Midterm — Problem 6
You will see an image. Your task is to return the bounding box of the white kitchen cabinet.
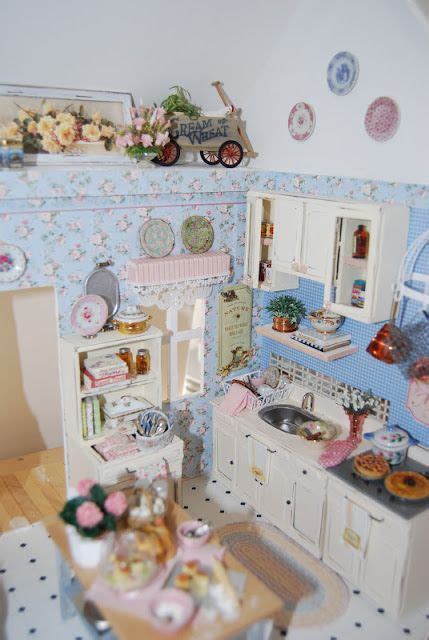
[245,191,409,323]
[236,429,259,506]
[323,477,429,617]
[290,481,325,553]
[60,328,183,499]
[243,193,298,292]
[213,418,236,484]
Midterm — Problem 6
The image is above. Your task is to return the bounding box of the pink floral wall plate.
[288,103,316,141]
[364,97,400,142]
[407,379,429,426]
[70,294,108,337]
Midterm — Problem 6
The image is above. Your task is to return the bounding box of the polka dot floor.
[1,476,428,640]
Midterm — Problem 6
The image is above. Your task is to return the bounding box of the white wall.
[0,287,63,458]
[1,0,428,183]
[243,0,429,184]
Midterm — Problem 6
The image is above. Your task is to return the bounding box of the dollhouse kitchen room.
[1,1,429,639]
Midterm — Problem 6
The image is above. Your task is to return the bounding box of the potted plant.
[60,478,128,568]
[266,295,306,332]
[338,387,379,444]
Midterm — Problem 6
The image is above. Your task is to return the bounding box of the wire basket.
[221,369,291,411]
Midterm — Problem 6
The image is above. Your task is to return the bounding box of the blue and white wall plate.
[327,51,359,96]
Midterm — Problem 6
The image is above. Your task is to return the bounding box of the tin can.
[351,279,366,308]
[265,222,274,238]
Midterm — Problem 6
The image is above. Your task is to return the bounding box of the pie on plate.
[354,453,390,480]
[384,471,429,501]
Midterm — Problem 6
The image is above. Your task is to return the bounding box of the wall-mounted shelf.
[256,324,358,362]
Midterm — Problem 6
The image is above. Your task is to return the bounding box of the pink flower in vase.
[76,478,96,497]
[76,501,103,528]
[133,117,145,131]
[104,491,128,517]
[140,134,153,148]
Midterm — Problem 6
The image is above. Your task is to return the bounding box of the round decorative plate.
[364,97,400,142]
[70,294,108,337]
[140,219,175,258]
[181,216,214,254]
[327,51,359,95]
[288,103,315,141]
[263,366,280,389]
[0,243,27,282]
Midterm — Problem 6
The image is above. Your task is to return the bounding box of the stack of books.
[81,396,102,439]
[291,328,352,353]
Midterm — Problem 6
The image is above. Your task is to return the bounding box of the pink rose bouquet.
[115,104,170,162]
[60,479,128,538]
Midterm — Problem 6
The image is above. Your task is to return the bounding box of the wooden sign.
[218,284,253,376]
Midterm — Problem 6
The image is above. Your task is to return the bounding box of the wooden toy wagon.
[153,81,257,168]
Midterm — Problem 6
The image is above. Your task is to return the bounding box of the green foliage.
[266,295,307,323]
[59,483,124,539]
[161,86,202,118]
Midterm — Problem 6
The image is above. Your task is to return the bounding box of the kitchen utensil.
[184,522,211,538]
[364,425,418,465]
[139,219,175,258]
[114,305,151,335]
[366,298,410,364]
[70,294,108,338]
[83,260,120,328]
[181,216,214,254]
[176,520,211,548]
[309,309,344,334]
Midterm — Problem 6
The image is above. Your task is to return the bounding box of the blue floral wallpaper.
[1,166,428,473]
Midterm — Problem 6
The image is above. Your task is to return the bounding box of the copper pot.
[366,322,410,364]
[272,317,297,333]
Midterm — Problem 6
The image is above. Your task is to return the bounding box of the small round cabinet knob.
[286,500,291,505]
[229,460,234,465]
[302,469,307,475]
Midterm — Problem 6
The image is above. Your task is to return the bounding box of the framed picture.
[218,284,253,376]
[0,84,134,165]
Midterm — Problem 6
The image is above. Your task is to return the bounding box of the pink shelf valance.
[127,250,230,286]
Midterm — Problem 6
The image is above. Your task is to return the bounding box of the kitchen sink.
[258,404,318,435]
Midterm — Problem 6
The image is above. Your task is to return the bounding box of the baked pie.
[385,471,429,501]
[354,452,390,479]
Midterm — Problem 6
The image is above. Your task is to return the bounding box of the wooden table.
[45,501,283,640]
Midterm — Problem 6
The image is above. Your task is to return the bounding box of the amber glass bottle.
[353,224,369,259]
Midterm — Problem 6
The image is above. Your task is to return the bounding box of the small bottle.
[117,347,133,372]
[353,224,369,259]
[136,348,151,375]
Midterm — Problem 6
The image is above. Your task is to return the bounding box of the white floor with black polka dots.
[0,475,428,640]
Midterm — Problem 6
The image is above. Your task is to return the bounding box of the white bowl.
[309,309,344,333]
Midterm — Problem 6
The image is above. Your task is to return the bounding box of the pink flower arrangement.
[104,491,128,517]
[115,104,170,162]
[60,479,128,539]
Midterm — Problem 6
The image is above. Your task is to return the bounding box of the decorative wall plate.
[181,216,214,254]
[327,51,359,95]
[288,103,315,141]
[365,97,400,142]
[0,242,27,282]
[70,294,108,337]
[140,219,175,258]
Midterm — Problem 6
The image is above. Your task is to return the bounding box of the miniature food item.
[385,471,429,501]
[183,560,199,576]
[354,453,390,479]
[174,572,192,590]
[191,570,209,598]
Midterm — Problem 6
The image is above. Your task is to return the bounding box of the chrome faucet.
[301,392,315,413]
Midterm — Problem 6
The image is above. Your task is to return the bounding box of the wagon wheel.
[218,140,243,168]
[152,140,181,166]
[200,150,220,165]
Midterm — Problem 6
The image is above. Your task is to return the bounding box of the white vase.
[66,525,112,568]
[132,152,157,168]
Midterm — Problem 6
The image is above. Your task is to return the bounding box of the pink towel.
[220,384,253,416]
[318,439,357,468]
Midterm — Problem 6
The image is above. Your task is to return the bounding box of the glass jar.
[353,224,369,259]
[136,348,151,375]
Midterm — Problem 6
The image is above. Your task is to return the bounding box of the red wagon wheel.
[200,150,220,165]
[218,140,243,168]
[152,140,181,166]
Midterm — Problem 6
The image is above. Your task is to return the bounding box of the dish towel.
[341,497,371,557]
[219,384,253,416]
[318,439,357,468]
[248,437,270,485]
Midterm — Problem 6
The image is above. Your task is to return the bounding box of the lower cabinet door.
[260,450,293,528]
[236,432,259,507]
[214,425,236,483]
[290,481,325,556]
[323,502,359,581]
[359,519,403,612]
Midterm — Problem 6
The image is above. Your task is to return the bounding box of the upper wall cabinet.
[245,191,409,324]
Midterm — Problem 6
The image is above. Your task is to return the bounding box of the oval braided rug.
[217,521,349,629]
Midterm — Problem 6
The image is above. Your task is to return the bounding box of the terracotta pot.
[272,317,297,333]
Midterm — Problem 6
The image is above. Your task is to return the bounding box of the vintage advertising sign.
[171,116,229,146]
[218,284,253,376]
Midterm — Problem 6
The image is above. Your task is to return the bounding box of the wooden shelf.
[256,324,358,362]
